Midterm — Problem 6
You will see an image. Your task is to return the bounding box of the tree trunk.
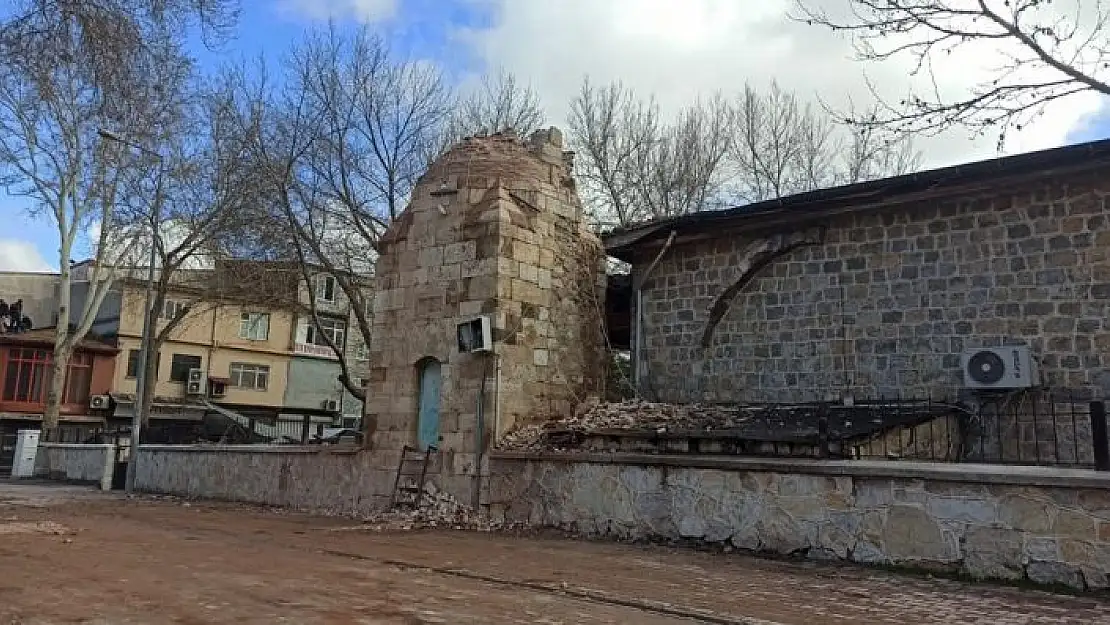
[138,338,159,429]
[43,345,70,442]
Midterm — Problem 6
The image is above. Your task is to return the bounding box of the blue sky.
[4,0,1110,272]
[1,0,496,272]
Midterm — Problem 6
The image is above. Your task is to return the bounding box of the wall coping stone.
[490,451,1110,489]
[39,443,114,450]
[138,444,362,456]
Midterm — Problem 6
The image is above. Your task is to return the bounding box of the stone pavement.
[0,482,1108,624]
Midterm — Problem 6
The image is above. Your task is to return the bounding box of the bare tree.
[2,0,237,110]
[793,0,1110,147]
[729,83,920,203]
[0,8,195,438]
[230,25,452,403]
[109,80,262,424]
[630,94,732,219]
[449,68,546,138]
[571,77,920,229]
[569,78,662,228]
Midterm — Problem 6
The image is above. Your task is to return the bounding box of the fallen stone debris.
[496,399,756,451]
[496,398,959,452]
[333,483,524,533]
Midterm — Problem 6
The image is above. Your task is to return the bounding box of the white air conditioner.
[186,367,206,396]
[961,346,1036,390]
[89,395,111,410]
[456,315,492,353]
[322,398,339,412]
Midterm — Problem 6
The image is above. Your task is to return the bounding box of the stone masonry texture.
[365,129,606,501]
[489,455,1110,591]
[633,168,1110,404]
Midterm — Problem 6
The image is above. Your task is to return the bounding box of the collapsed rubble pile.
[496,399,755,451]
[348,483,521,533]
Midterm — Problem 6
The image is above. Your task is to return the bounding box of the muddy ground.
[0,483,1107,624]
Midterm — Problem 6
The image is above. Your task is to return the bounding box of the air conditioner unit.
[456,315,492,353]
[89,395,111,410]
[186,368,206,396]
[961,346,1036,390]
[322,398,339,412]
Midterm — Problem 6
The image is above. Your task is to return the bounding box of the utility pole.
[98,128,162,492]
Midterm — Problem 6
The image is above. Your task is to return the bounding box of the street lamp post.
[98,128,162,493]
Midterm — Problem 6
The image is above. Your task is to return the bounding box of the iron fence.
[829,390,1107,469]
[554,390,1108,469]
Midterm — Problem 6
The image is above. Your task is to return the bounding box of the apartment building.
[69,260,368,440]
[279,269,369,437]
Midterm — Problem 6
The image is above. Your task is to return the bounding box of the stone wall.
[489,452,1110,590]
[34,443,116,491]
[133,445,395,513]
[634,168,1110,404]
[365,129,605,502]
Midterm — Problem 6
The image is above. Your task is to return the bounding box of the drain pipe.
[633,230,677,397]
[472,352,491,509]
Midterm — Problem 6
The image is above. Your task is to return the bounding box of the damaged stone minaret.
[365,128,605,490]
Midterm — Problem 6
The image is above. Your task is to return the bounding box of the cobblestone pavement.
[0,483,1108,624]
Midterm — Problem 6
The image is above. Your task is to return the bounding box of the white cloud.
[0,240,53,273]
[457,0,1103,169]
[277,0,397,22]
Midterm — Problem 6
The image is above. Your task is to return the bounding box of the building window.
[1,349,94,406]
[163,300,186,321]
[306,317,345,347]
[63,353,93,405]
[238,312,270,341]
[316,275,336,302]
[229,363,269,391]
[169,354,202,383]
[2,348,51,403]
[125,349,162,379]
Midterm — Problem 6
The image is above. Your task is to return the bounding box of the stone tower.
[365,128,605,494]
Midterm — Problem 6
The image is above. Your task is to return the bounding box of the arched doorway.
[416,359,441,450]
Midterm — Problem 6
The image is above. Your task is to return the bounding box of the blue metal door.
[417,359,441,450]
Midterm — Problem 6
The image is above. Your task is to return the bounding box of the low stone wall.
[34,443,116,491]
[133,446,394,514]
[132,445,483,514]
[489,452,1110,591]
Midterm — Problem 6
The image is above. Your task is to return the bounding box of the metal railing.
[829,390,1107,469]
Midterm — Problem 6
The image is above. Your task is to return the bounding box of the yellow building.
[70,260,367,440]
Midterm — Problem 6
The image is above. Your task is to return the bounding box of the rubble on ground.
[496,399,756,451]
[334,483,523,533]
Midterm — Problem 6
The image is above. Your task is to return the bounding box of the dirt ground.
[1,483,1109,624]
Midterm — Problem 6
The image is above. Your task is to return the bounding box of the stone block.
[881,505,959,562]
[926,496,997,524]
[1055,508,1097,539]
[963,526,1024,580]
[512,241,540,265]
[1001,496,1055,534]
[1026,561,1086,589]
[417,245,444,267]
[444,241,476,264]
[511,279,544,305]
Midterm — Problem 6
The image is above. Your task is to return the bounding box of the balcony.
[293,342,339,359]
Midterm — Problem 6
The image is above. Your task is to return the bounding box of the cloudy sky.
[3,0,1108,272]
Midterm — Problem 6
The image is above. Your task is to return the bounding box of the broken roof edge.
[603,136,1110,262]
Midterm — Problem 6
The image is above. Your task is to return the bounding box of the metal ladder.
[389,445,437,509]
